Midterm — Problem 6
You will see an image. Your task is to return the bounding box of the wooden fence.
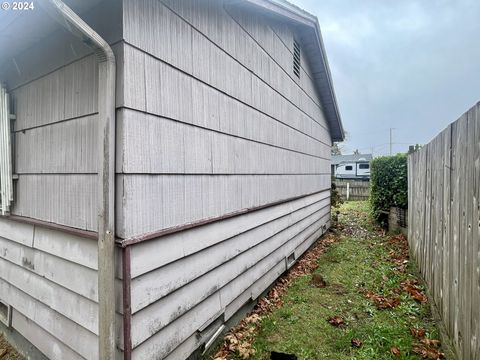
[334,180,370,201]
[408,102,480,360]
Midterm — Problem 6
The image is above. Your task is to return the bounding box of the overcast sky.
[293,0,480,156]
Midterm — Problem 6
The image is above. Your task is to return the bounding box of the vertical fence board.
[473,103,480,359]
[408,103,480,359]
[442,125,452,331]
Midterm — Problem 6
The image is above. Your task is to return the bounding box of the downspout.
[37,1,116,358]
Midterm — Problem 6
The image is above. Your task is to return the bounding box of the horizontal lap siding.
[15,115,98,174]
[130,192,330,358]
[1,3,125,357]
[0,218,126,359]
[0,219,99,359]
[117,109,329,174]
[119,44,330,150]
[159,0,329,131]
[13,174,97,230]
[118,174,329,238]
[224,6,324,115]
[10,52,100,231]
[122,1,333,358]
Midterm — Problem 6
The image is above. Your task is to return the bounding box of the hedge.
[370,154,408,222]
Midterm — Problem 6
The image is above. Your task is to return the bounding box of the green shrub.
[370,154,408,222]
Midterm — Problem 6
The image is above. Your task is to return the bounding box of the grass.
[218,201,448,360]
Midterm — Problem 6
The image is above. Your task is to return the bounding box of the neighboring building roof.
[238,0,345,142]
[332,154,373,165]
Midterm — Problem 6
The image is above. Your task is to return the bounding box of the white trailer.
[332,154,372,180]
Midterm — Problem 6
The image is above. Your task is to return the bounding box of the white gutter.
[38,1,116,358]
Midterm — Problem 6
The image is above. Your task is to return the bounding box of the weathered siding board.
[0,216,126,357]
[12,309,85,360]
[131,209,328,348]
[13,174,97,231]
[226,6,324,112]
[0,236,98,302]
[130,200,328,312]
[15,115,98,174]
[8,50,108,230]
[117,3,336,357]
[13,55,98,131]
[0,218,34,246]
[122,3,331,145]
[123,45,330,148]
[117,44,327,152]
[408,102,480,360]
[117,109,329,175]
[33,227,98,271]
[0,2,127,359]
[159,0,328,130]
[130,211,329,358]
[0,279,97,359]
[0,257,99,334]
[129,191,328,277]
[223,256,286,321]
[118,174,329,238]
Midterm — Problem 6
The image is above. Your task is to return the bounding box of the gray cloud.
[294,0,480,155]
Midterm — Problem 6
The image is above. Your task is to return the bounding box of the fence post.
[346,182,350,201]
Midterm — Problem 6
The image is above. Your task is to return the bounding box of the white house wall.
[120,0,334,358]
[0,217,124,359]
[0,1,124,359]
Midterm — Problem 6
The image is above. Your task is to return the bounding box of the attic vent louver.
[0,84,14,215]
[293,40,301,78]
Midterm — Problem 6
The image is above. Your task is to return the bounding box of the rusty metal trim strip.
[122,246,132,360]
[116,188,330,247]
[0,214,97,239]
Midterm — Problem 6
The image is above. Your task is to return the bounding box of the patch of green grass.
[241,201,446,360]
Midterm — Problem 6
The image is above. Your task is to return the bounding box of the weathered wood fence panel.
[333,180,370,201]
[408,102,480,360]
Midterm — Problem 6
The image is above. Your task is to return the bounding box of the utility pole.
[389,128,394,156]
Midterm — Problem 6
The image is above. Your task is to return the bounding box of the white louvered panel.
[0,85,13,215]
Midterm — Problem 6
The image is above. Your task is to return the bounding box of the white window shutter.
[0,85,13,215]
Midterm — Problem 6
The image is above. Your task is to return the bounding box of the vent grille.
[0,299,12,327]
[293,40,301,78]
[0,84,14,215]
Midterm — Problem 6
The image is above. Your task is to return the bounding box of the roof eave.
[243,0,345,142]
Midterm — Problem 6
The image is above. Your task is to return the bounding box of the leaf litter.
[213,233,337,360]
[210,203,447,360]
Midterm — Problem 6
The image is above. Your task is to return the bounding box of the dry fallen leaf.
[410,327,426,338]
[365,291,401,309]
[351,338,363,348]
[421,339,441,348]
[390,346,401,356]
[214,234,339,359]
[413,345,445,359]
[327,316,345,327]
[245,314,261,324]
